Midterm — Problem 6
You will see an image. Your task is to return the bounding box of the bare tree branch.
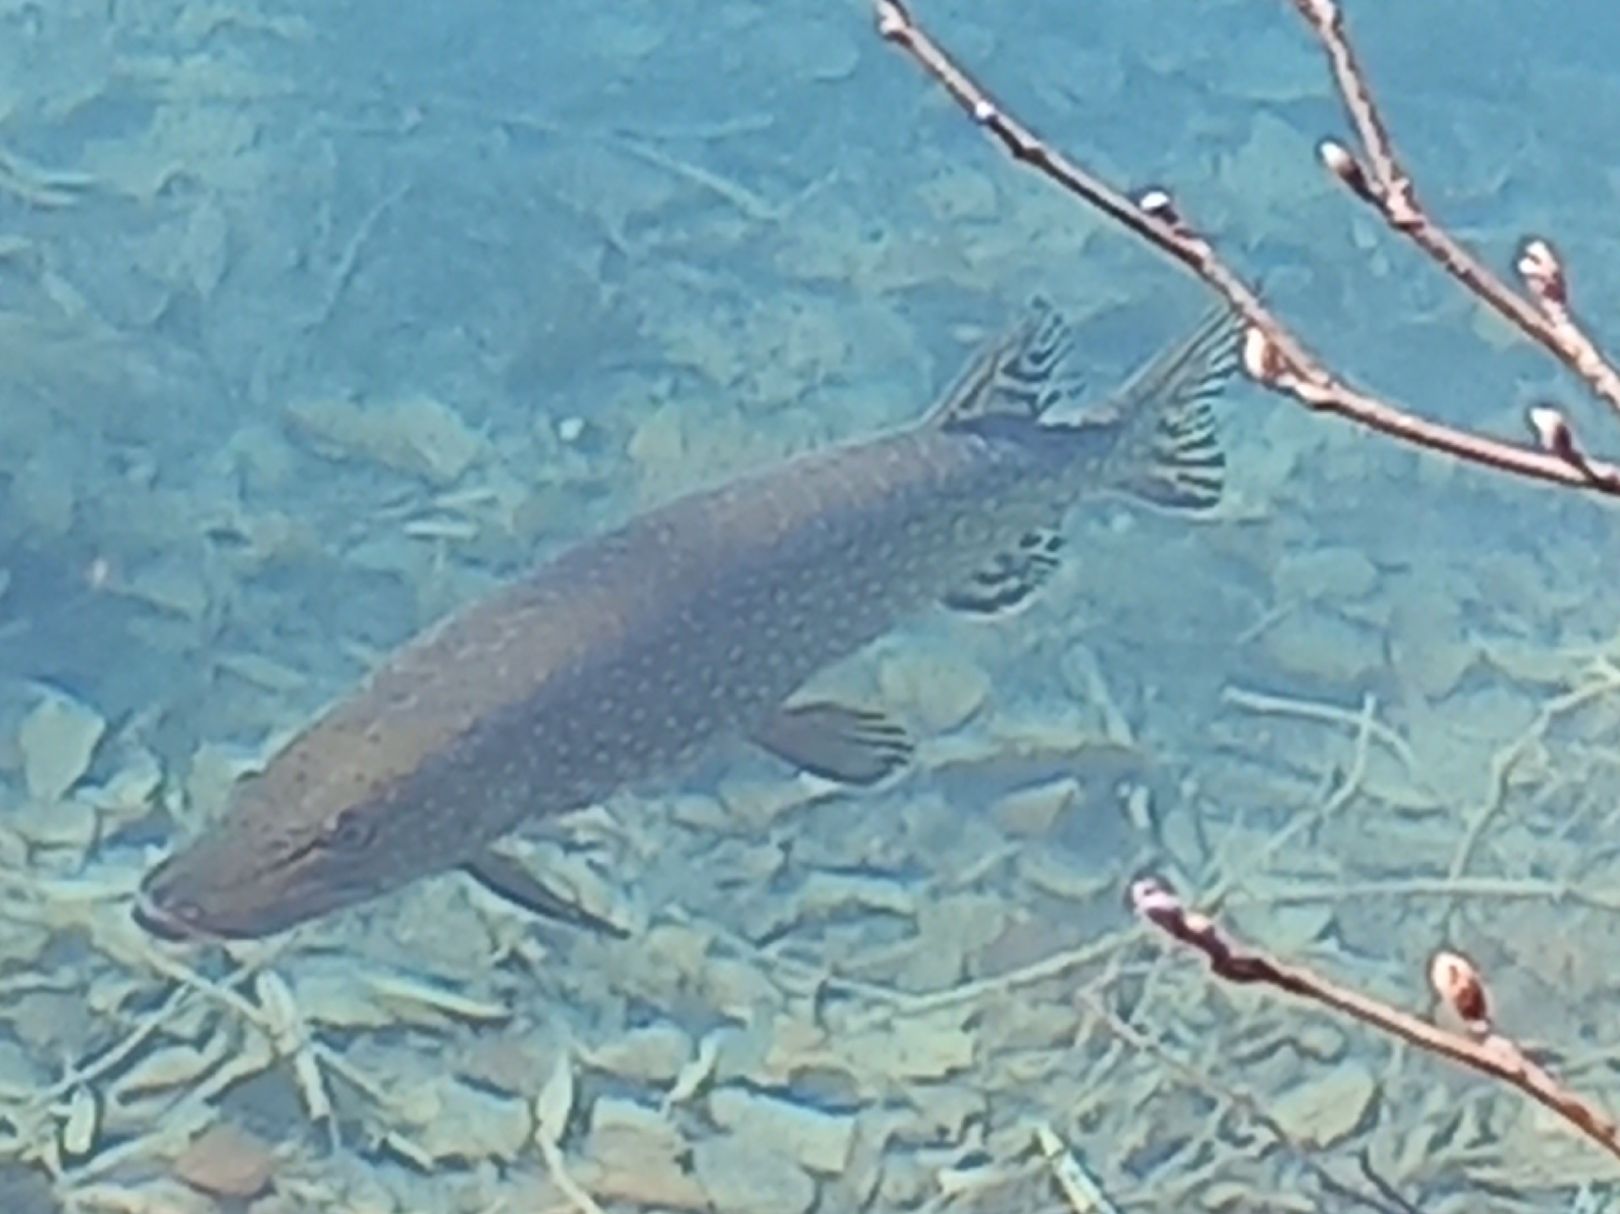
[872,0,1620,496]
[1290,0,1620,417]
[1131,876,1620,1164]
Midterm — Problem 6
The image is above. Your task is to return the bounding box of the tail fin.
[1097,308,1239,512]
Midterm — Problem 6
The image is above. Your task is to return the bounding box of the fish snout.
[132,858,217,942]
[133,836,349,941]
[130,893,195,942]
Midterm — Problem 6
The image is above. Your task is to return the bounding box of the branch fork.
[874,0,1620,495]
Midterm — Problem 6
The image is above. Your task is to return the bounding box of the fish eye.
[322,811,376,852]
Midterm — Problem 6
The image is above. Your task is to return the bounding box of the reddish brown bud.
[1137,187,1183,231]
[1430,950,1490,1030]
[1528,404,1578,462]
[1317,138,1374,204]
[1241,326,1285,385]
[1517,237,1567,308]
[875,0,906,39]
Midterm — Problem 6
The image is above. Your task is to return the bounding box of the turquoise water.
[1,1,1618,1210]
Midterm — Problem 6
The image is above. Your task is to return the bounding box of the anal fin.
[943,528,1065,616]
[463,849,631,939]
[753,701,913,785]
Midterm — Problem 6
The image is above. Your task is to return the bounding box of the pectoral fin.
[943,528,1065,616]
[462,850,630,939]
[753,701,912,785]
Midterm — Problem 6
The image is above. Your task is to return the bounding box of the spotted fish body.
[136,302,1236,939]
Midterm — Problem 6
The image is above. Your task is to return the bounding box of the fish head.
[133,718,460,940]
[133,774,409,940]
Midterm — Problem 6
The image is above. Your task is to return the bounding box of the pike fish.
[135,301,1237,941]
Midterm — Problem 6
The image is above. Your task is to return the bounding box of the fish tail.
[1094,308,1239,511]
[931,299,1238,512]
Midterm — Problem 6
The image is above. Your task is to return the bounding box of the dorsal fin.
[928,298,1084,429]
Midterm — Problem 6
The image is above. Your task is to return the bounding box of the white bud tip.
[1240,326,1275,382]
[1518,236,1570,305]
[1429,949,1489,1024]
[1138,188,1173,217]
[1529,405,1571,452]
[1129,877,1176,916]
[1317,139,1353,174]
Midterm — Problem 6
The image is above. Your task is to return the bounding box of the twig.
[612,135,787,222]
[0,145,94,208]
[847,927,1132,1028]
[1221,685,1421,778]
[1448,659,1620,879]
[1232,873,1620,915]
[1032,1122,1124,1214]
[1131,876,1620,1163]
[1205,692,1377,905]
[301,182,410,332]
[537,1137,609,1214]
[871,0,1620,495]
[1289,0,1620,418]
[1081,987,1413,1212]
[1319,692,1375,819]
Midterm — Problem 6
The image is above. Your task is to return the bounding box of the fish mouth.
[133,866,324,942]
[131,880,238,944]
[130,894,201,942]
[133,846,266,942]
[130,892,294,943]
